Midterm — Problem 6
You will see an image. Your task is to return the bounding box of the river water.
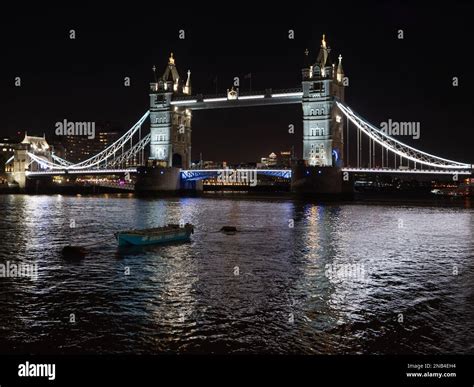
[0,194,472,354]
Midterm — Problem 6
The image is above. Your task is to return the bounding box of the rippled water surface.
[0,194,472,354]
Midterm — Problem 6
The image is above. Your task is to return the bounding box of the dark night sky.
[0,2,473,164]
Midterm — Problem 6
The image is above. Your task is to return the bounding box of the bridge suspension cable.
[26,111,150,171]
[107,133,151,168]
[67,111,149,170]
[336,101,472,170]
[52,154,73,166]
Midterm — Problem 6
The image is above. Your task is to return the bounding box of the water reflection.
[0,195,472,354]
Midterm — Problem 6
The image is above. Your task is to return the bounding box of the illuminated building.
[60,129,120,163]
[0,137,15,173]
[301,34,345,167]
[261,152,277,167]
[149,53,192,168]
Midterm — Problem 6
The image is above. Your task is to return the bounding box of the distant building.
[61,136,94,163]
[50,142,67,159]
[0,137,15,155]
[0,137,16,174]
[261,152,278,167]
[193,160,228,169]
[93,131,121,155]
[59,127,121,163]
[261,151,293,168]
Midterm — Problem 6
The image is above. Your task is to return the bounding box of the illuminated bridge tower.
[149,53,192,168]
[301,35,345,167]
[137,53,196,193]
[292,35,349,195]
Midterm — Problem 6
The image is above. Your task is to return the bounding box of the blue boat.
[114,223,194,247]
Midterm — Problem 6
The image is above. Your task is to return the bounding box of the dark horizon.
[1,3,473,164]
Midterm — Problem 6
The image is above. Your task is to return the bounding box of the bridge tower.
[149,53,192,168]
[292,35,349,196]
[301,35,345,167]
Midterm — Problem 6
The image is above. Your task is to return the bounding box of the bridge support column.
[10,171,26,189]
[291,165,353,197]
[135,166,181,193]
[10,146,29,189]
[135,166,202,194]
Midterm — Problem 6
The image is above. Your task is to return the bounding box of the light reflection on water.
[0,194,472,354]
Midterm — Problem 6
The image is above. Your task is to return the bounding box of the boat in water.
[115,223,194,246]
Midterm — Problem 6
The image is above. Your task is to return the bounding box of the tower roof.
[314,34,332,68]
[161,53,180,82]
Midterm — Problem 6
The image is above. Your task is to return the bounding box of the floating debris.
[61,246,87,260]
[220,226,238,233]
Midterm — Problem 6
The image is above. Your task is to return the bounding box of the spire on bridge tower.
[161,52,180,91]
[302,48,312,80]
[315,34,332,74]
[337,54,344,83]
[303,48,311,67]
[183,70,192,95]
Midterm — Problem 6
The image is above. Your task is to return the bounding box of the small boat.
[115,223,194,247]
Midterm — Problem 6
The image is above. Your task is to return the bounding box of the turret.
[183,70,191,95]
[336,54,344,83]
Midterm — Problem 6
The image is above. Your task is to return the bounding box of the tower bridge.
[6,35,472,193]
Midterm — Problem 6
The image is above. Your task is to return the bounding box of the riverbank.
[0,189,471,208]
